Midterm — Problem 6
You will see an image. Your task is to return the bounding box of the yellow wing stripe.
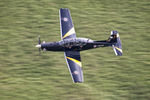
[115,47,122,53]
[63,27,75,39]
[66,57,82,67]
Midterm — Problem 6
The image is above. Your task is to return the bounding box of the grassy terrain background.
[0,0,150,100]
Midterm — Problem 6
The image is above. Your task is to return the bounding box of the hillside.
[0,0,150,100]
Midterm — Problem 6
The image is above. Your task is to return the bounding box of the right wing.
[64,51,83,83]
[59,8,76,40]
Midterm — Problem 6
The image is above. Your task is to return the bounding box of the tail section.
[108,31,123,56]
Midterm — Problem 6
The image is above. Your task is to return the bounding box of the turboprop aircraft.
[36,8,123,83]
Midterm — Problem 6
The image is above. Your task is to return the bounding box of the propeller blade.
[38,35,41,44]
[37,35,41,55]
[39,48,41,55]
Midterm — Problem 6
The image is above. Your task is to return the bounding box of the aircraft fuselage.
[40,38,113,51]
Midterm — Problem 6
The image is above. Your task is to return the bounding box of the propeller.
[35,35,42,55]
[38,36,41,55]
[38,35,41,44]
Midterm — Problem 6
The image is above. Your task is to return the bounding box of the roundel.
[73,71,79,75]
[63,17,68,22]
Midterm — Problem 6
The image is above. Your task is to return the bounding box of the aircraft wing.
[64,51,83,83]
[59,8,76,40]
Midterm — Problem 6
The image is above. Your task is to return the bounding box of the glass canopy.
[59,38,93,47]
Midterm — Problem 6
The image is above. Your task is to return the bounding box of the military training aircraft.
[35,8,122,83]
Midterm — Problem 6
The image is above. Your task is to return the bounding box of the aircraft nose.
[35,44,41,48]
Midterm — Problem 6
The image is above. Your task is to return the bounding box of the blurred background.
[0,0,150,100]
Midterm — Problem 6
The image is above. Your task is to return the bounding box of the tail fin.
[108,31,123,56]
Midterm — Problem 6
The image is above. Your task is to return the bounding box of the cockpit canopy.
[59,38,93,47]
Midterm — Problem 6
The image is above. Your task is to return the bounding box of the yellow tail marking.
[63,27,75,39]
[115,47,122,53]
[66,57,82,67]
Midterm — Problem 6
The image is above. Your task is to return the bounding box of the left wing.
[59,8,76,40]
[64,51,83,83]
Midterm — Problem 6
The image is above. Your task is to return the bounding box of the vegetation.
[0,0,150,100]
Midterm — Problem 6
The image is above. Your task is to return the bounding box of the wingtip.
[74,81,83,83]
[73,80,84,83]
[60,8,69,11]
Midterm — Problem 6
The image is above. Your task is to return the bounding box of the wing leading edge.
[60,8,76,40]
[64,51,83,83]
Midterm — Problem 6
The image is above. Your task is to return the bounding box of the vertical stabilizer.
[110,31,123,56]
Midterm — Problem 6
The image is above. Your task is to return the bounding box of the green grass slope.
[0,0,150,100]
